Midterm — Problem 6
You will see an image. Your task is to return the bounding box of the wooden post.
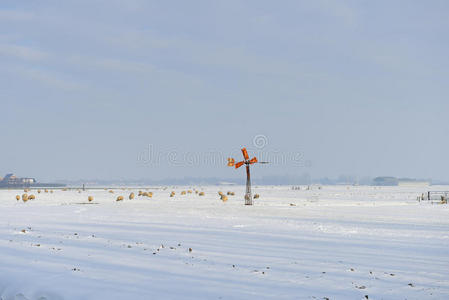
[245,164,252,205]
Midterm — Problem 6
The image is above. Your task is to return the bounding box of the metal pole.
[245,164,252,205]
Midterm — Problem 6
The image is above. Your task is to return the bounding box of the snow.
[1,185,448,300]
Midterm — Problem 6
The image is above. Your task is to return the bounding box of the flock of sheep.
[15,188,260,203]
[17,188,52,202]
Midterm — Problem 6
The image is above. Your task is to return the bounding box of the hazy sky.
[1,1,448,181]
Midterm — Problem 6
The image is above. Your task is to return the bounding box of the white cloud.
[0,10,35,21]
[12,66,86,91]
[0,44,47,61]
[94,58,153,73]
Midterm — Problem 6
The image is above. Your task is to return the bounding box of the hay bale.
[45,189,48,193]
[29,194,35,200]
[181,191,186,195]
[88,196,94,202]
[50,190,53,193]
[218,191,224,196]
[116,196,124,201]
[22,194,29,202]
[138,191,143,196]
[129,192,135,200]
[37,190,41,194]
[148,192,153,198]
[16,195,20,201]
[109,190,114,193]
[187,190,192,194]
[221,195,228,202]
[198,192,205,196]
[170,191,175,197]
[253,194,260,199]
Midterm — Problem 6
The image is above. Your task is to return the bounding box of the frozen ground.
[0,185,448,300]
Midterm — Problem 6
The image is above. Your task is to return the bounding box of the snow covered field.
[0,185,448,300]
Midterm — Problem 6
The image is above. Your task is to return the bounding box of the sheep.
[22,194,29,202]
[16,195,20,201]
[253,194,260,199]
[88,196,94,202]
[129,192,135,200]
[116,196,124,201]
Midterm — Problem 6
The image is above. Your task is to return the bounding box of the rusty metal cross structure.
[227,147,267,205]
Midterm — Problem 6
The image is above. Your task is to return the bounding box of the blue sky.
[1,1,448,181]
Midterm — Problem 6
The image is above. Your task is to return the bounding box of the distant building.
[372,177,399,186]
[372,176,430,186]
[397,178,430,187]
[0,173,65,188]
[0,173,36,187]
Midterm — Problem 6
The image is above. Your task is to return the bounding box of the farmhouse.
[0,173,36,187]
[0,173,66,188]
